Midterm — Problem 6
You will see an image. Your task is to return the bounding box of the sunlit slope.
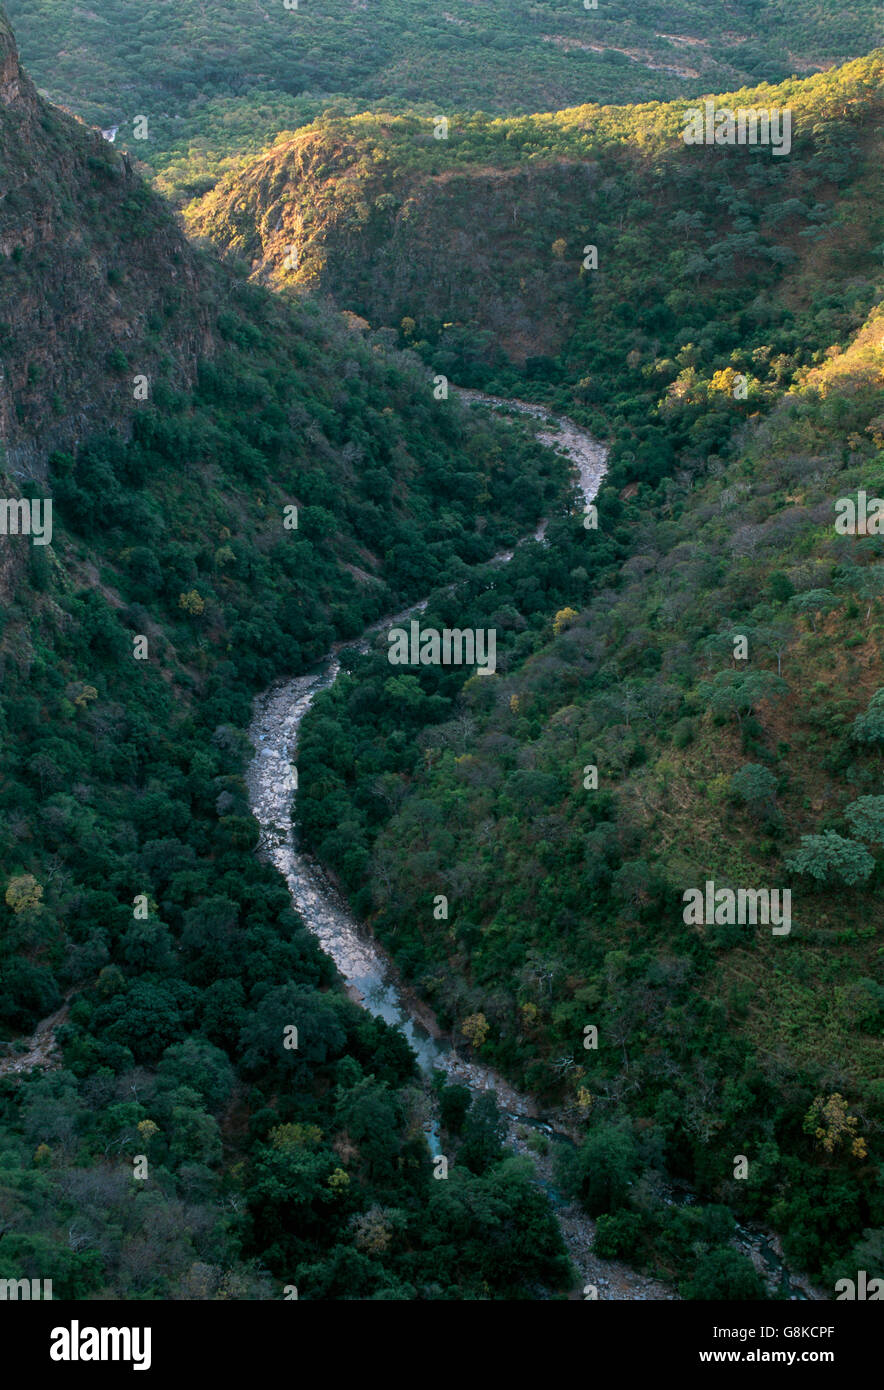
[7,0,883,199]
[186,56,884,454]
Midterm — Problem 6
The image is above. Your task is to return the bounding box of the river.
[246,389,818,1301]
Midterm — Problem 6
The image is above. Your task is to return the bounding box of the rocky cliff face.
[0,10,215,479]
[0,9,29,110]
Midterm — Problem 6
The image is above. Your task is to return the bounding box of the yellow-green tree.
[553,607,579,634]
[461,1012,489,1049]
[178,589,205,616]
[803,1093,867,1160]
[5,874,43,915]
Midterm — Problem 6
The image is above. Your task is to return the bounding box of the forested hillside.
[0,12,572,1298]
[6,0,883,200]
[268,51,884,1297]
[296,298,884,1294]
[189,57,884,497]
[0,7,212,472]
[2,0,883,1308]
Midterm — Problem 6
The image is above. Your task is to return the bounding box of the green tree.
[788,589,839,632]
[238,986,347,1076]
[423,1159,571,1294]
[729,763,779,822]
[158,1039,235,1111]
[334,1078,406,1183]
[851,689,884,746]
[555,1121,641,1216]
[458,1092,505,1175]
[843,796,884,845]
[439,1084,471,1136]
[681,1249,766,1300]
[698,670,788,729]
[784,832,875,887]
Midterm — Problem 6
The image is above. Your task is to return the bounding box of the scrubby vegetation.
[9,0,882,199]
[187,53,884,504]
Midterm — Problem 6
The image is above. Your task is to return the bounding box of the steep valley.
[0,2,882,1309]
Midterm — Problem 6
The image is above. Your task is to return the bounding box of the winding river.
[246,390,817,1301]
[0,391,820,1298]
[245,393,605,1113]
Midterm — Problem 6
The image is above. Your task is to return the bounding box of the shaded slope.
[0,12,213,472]
[0,12,575,1301]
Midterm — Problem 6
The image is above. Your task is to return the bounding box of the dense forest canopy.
[6,0,883,199]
